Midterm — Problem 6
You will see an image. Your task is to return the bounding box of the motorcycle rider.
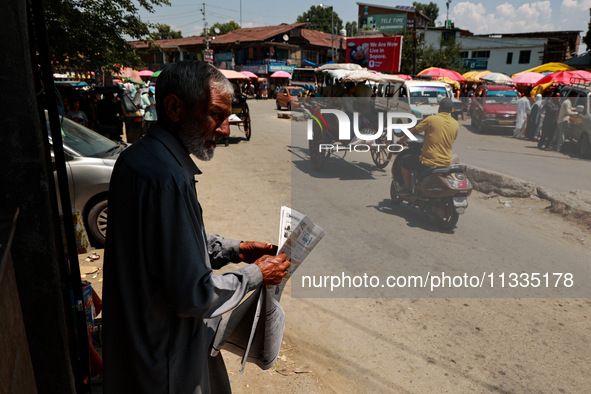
[397,97,459,194]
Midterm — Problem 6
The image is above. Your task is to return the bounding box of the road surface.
[175,100,591,393]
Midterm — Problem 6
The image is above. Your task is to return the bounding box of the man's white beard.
[178,123,215,161]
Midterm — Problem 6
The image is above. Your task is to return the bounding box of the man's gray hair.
[155,61,234,121]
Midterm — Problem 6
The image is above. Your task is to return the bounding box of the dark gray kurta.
[102,125,262,393]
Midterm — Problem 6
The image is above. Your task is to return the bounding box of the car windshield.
[288,88,305,96]
[47,115,122,158]
[484,90,518,104]
[409,87,449,105]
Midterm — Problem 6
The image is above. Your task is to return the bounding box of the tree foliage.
[201,20,241,37]
[296,5,343,34]
[413,1,439,26]
[345,21,358,37]
[400,32,464,75]
[42,0,170,72]
[150,23,183,40]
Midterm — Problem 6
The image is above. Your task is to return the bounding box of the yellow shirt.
[415,112,459,167]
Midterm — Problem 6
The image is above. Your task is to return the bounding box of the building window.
[506,52,513,64]
[471,51,490,58]
[519,50,531,64]
[459,51,469,58]
[441,30,455,44]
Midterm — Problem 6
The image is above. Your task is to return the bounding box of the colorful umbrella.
[530,82,554,97]
[512,72,544,86]
[534,70,591,87]
[436,76,460,90]
[138,70,154,77]
[462,70,491,83]
[240,71,258,79]
[417,67,466,83]
[513,62,575,77]
[218,69,251,80]
[395,74,413,80]
[151,70,162,78]
[113,67,142,83]
[480,72,513,85]
[270,71,291,78]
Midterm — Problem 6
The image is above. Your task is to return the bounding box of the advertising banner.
[346,36,403,73]
[358,13,407,34]
[203,49,214,63]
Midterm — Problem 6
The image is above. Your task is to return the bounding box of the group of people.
[513,91,577,152]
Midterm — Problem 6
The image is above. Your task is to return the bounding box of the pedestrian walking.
[524,94,543,141]
[140,86,157,133]
[538,92,561,150]
[102,60,289,394]
[514,93,531,139]
[556,94,578,152]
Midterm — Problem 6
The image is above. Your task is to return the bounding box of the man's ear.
[163,94,185,122]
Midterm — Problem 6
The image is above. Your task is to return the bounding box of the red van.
[469,85,519,133]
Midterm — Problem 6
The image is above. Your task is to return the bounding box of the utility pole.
[201,3,209,49]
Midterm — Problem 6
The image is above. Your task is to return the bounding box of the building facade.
[424,28,581,75]
[128,23,344,76]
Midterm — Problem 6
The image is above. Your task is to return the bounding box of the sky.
[136,0,591,52]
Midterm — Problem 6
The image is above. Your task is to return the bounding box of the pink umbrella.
[512,72,543,86]
[138,69,154,77]
[417,67,466,83]
[240,71,258,79]
[270,71,291,78]
[113,67,142,83]
[534,70,591,87]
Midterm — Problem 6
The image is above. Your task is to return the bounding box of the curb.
[466,165,591,226]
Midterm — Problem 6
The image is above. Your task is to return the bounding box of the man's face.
[178,84,231,161]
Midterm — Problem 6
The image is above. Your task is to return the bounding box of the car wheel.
[276,101,281,110]
[87,199,108,246]
[580,133,591,159]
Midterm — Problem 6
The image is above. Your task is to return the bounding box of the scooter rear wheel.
[433,197,459,230]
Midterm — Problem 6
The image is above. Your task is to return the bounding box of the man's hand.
[239,241,278,264]
[254,253,290,285]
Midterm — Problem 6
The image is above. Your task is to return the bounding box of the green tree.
[345,21,358,37]
[584,8,591,50]
[419,37,465,73]
[400,30,425,75]
[150,23,183,40]
[296,5,343,34]
[413,1,439,26]
[43,0,170,71]
[201,20,241,37]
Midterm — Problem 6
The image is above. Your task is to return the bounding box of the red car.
[275,86,305,111]
[469,85,519,133]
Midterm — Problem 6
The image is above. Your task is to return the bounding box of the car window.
[408,87,449,104]
[484,90,518,104]
[48,115,122,158]
[288,88,305,96]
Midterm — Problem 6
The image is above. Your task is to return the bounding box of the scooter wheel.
[433,198,459,230]
[390,181,402,205]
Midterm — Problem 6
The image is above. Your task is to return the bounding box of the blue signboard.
[268,64,296,73]
[214,52,233,62]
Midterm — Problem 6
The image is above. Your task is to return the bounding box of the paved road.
[454,118,591,193]
[195,100,591,393]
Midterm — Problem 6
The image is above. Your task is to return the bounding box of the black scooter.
[390,136,472,229]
